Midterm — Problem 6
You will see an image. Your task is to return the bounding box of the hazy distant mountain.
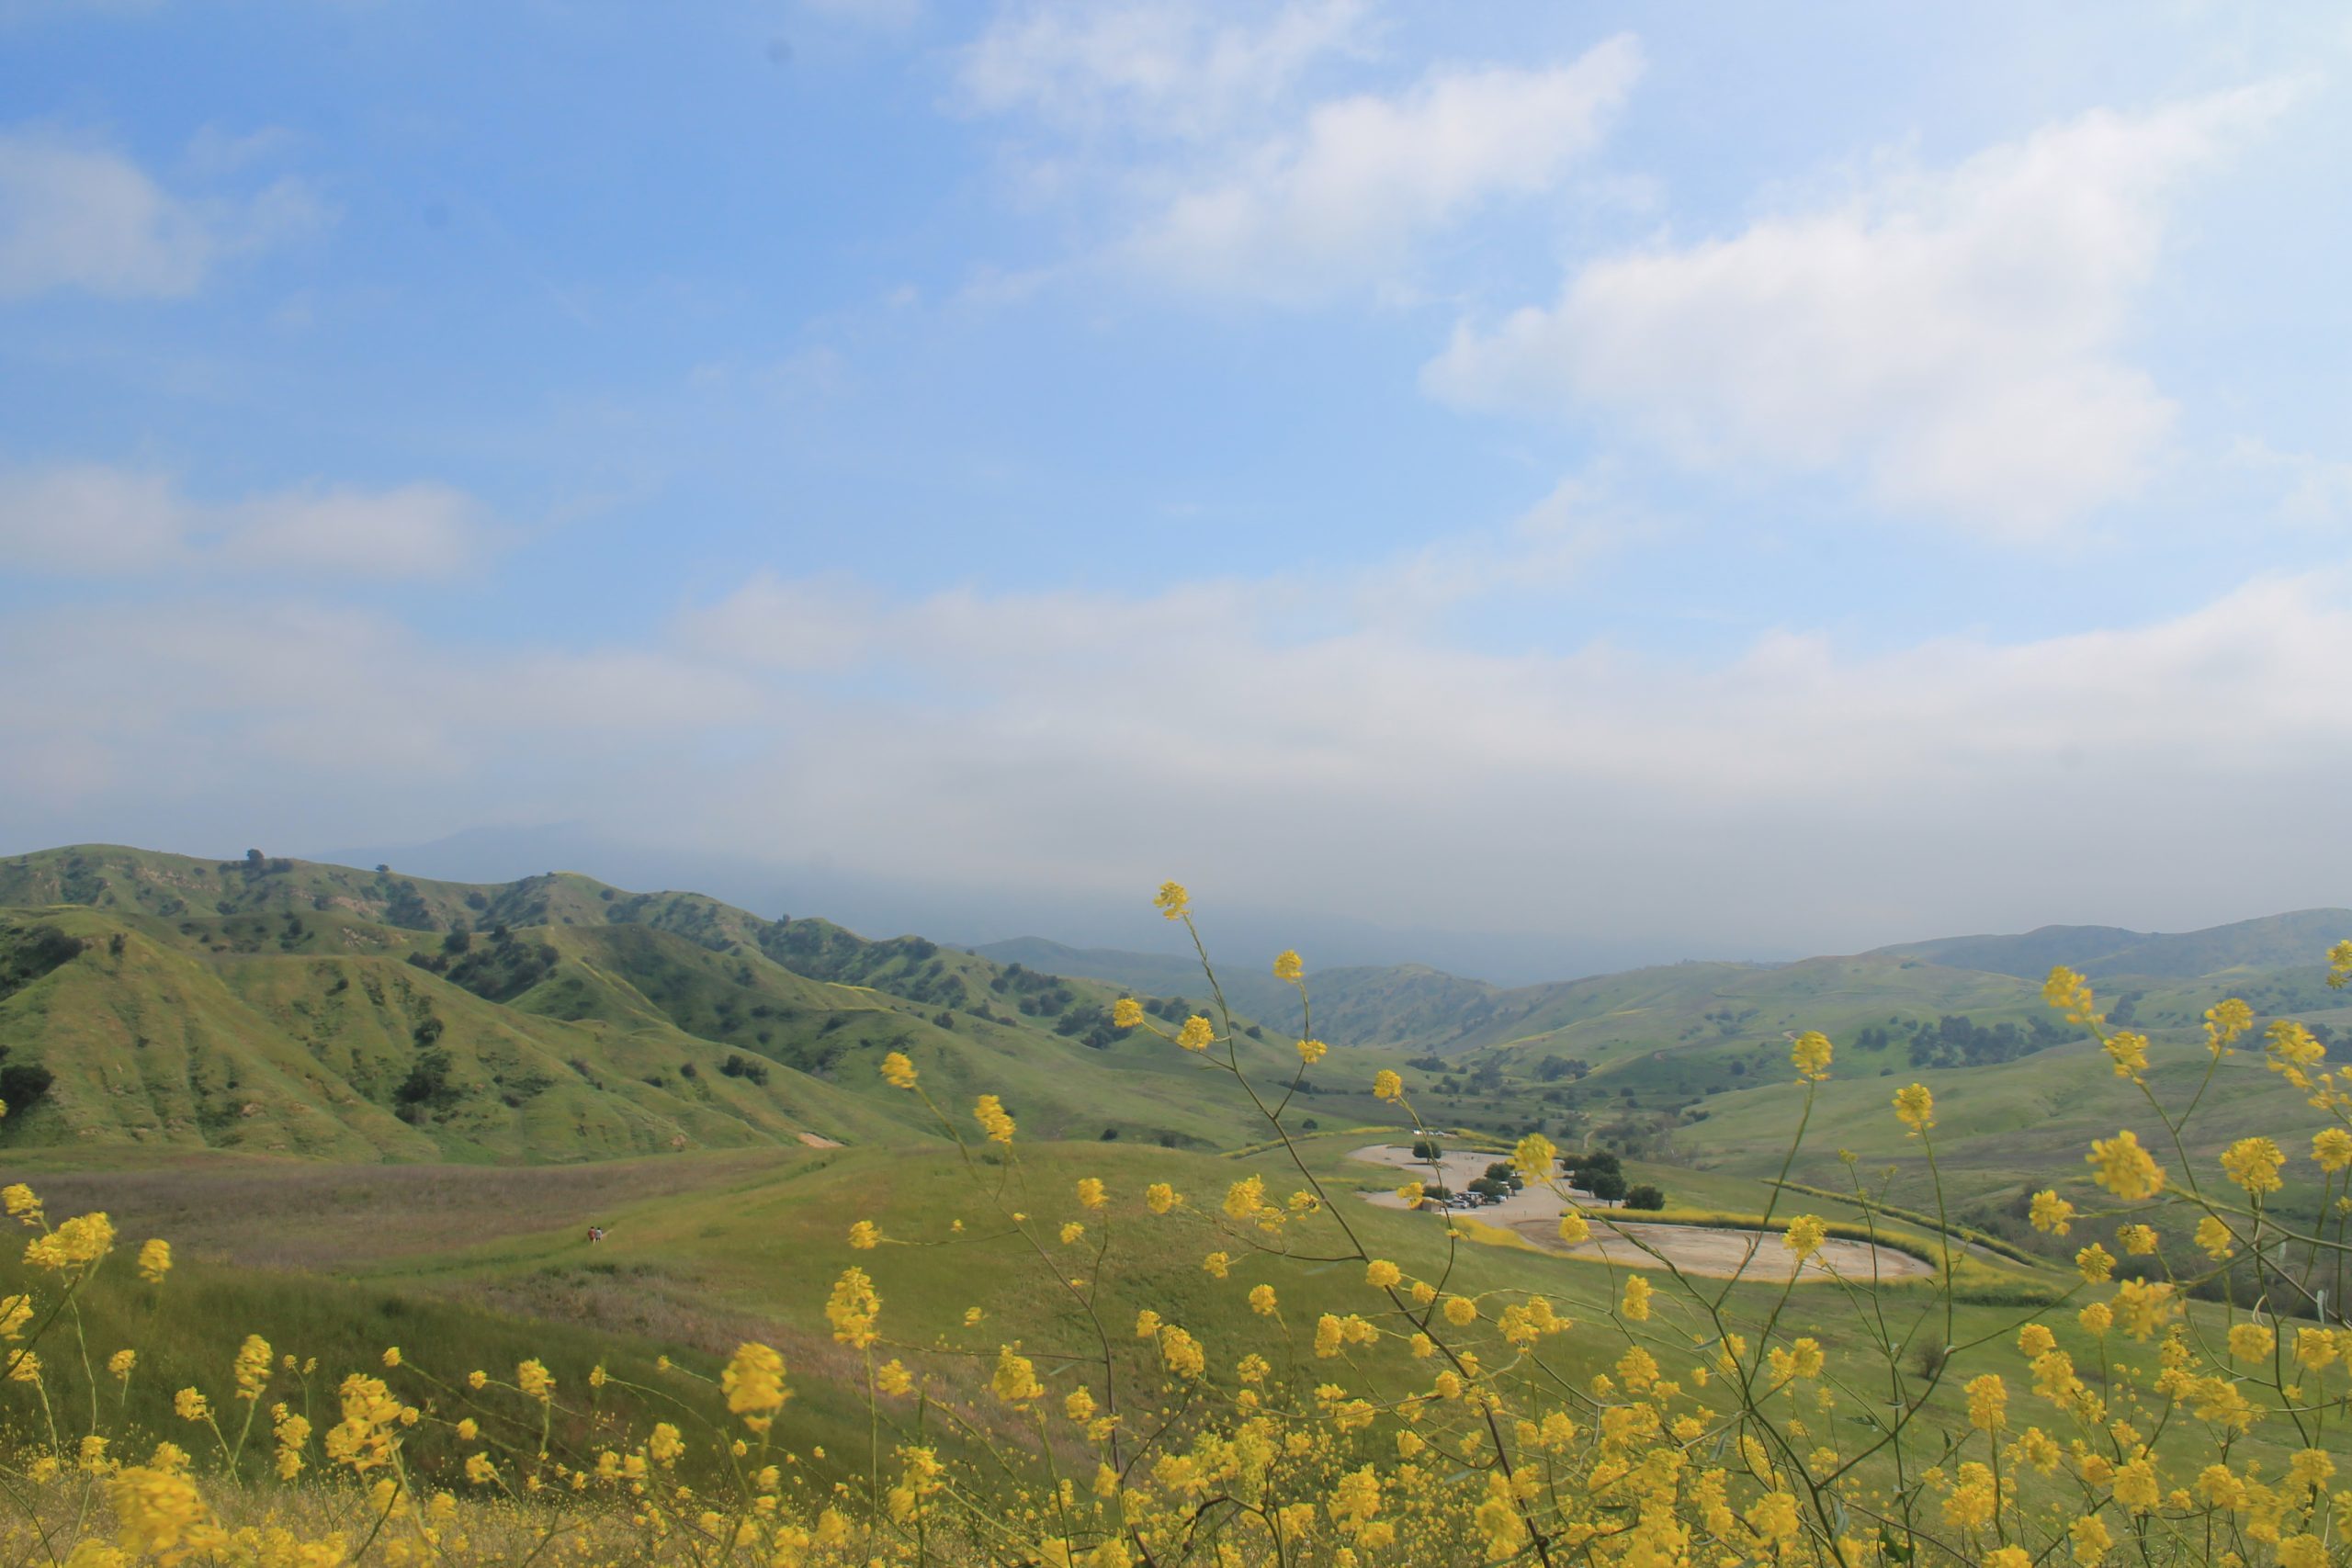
[310,824,1658,984]
[985,903,2352,1066]
[1869,908,2352,980]
[971,939,1298,1021]
[971,939,1512,1049]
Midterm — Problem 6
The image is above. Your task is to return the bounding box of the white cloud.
[1124,37,1643,300]
[8,511,2352,953]
[1425,84,2296,535]
[641,563,2352,949]
[962,7,1641,303]
[0,601,763,815]
[219,484,487,577]
[964,0,1371,142]
[2230,437,2352,525]
[0,465,492,578]
[0,127,325,301]
[681,570,881,671]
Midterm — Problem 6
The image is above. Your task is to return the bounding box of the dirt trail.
[1350,1144,1932,1283]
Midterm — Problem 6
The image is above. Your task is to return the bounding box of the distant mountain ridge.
[972,938,1515,1050]
[986,908,2352,1018]
[975,907,2352,1073]
[1866,908,2352,981]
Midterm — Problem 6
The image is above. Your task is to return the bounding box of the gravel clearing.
[1351,1143,1933,1283]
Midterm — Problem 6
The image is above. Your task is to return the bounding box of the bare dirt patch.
[1350,1143,1931,1283]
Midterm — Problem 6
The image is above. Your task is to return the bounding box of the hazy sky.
[3,2,2349,965]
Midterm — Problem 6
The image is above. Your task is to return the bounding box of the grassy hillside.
[7,840,2345,1183]
[0,846,1435,1162]
[0,906,908,1160]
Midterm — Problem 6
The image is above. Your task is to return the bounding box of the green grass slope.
[0,907,905,1160]
[0,847,1431,1161]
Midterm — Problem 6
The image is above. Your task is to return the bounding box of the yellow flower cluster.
[1790,1030,1833,1081]
[973,1093,1016,1145]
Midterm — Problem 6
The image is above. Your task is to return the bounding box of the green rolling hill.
[0,845,1415,1163]
[4,842,2346,1198]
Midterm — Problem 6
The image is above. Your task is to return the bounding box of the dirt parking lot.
[1351,1143,1932,1283]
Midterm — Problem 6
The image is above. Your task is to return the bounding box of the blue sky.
[4,1,2349,971]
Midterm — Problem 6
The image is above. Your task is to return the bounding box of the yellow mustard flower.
[2205,997,2255,1052]
[24,1212,114,1271]
[824,1268,879,1349]
[2087,1129,2165,1200]
[1790,1031,1832,1081]
[234,1336,273,1400]
[1159,1325,1205,1379]
[973,1094,1015,1144]
[723,1342,788,1416]
[2102,1030,2149,1079]
[2043,965,2098,1026]
[1964,1373,2007,1432]
[990,1346,1042,1403]
[2221,1135,2285,1195]
[2028,1190,2075,1235]
[515,1359,554,1402]
[107,1463,209,1556]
